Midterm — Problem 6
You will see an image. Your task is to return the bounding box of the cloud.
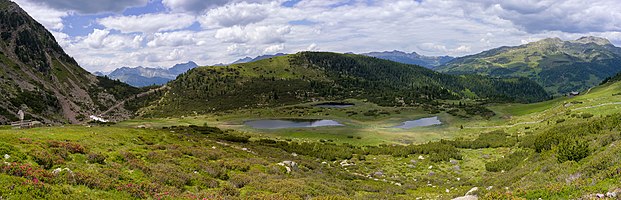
[162,0,275,13]
[147,31,197,47]
[215,25,291,44]
[484,0,621,33]
[200,2,272,27]
[99,13,196,33]
[82,29,110,49]
[33,0,148,14]
[16,0,621,73]
[263,44,284,54]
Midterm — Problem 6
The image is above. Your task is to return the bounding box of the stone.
[465,187,479,196]
[606,192,617,198]
[3,154,9,160]
[373,171,384,177]
[452,195,478,200]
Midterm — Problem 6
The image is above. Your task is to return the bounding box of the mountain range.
[361,50,454,69]
[0,0,139,124]
[231,53,288,65]
[100,53,288,87]
[142,52,548,117]
[98,61,198,87]
[438,36,621,95]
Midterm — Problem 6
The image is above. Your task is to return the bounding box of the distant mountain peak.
[361,50,453,69]
[439,36,621,96]
[107,61,199,87]
[572,36,611,45]
[232,53,287,64]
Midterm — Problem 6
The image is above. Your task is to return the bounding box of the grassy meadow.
[0,80,620,199]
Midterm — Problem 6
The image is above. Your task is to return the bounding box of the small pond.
[314,102,355,108]
[392,116,442,129]
[245,119,344,129]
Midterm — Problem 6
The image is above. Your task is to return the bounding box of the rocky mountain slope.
[0,0,139,124]
[438,37,621,95]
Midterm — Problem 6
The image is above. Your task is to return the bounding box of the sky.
[12,0,621,72]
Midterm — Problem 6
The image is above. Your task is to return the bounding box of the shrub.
[444,130,516,149]
[581,113,594,119]
[213,134,250,143]
[557,140,590,163]
[87,153,106,164]
[30,149,63,169]
[485,150,530,172]
[47,141,86,154]
[0,142,27,162]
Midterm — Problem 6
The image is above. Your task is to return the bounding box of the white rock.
[3,154,9,160]
[486,186,493,190]
[211,146,216,149]
[465,187,479,196]
[446,189,450,193]
[428,165,433,169]
[452,195,478,200]
[291,153,298,157]
[607,192,617,197]
[596,194,605,198]
[418,155,425,160]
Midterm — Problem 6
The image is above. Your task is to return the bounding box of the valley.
[1,76,620,199]
[1,0,621,199]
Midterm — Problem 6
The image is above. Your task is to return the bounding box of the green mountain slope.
[142,52,548,116]
[438,37,621,96]
[0,0,139,124]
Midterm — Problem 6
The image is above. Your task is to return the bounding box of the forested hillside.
[141,52,549,116]
[438,37,621,95]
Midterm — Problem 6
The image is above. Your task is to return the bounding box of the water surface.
[245,119,344,129]
[392,116,442,129]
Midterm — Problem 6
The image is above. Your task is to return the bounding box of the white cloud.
[200,2,273,28]
[83,29,110,49]
[483,0,621,33]
[147,31,197,47]
[215,25,291,44]
[263,44,285,54]
[15,0,621,72]
[306,43,318,51]
[162,0,276,13]
[98,13,196,33]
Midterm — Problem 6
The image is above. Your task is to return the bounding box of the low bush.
[557,140,590,163]
[485,150,531,172]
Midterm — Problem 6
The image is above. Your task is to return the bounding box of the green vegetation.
[439,37,621,96]
[144,52,548,117]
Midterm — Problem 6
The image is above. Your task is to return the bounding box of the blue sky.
[12,0,621,72]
